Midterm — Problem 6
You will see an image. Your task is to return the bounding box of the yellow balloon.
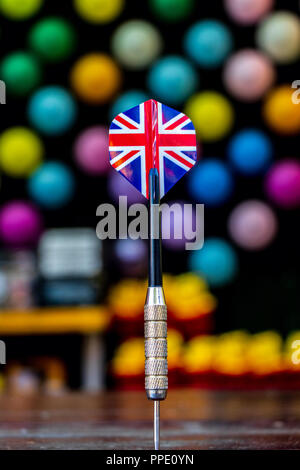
[73,0,124,23]
[0,0,42,19]
[0,127,43,177]
[263,85,300,134]
[185,91,234,141]
[70,53,122,104]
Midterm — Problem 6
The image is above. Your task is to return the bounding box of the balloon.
[115,239,148,276]
[0,127,43,177]
[70,53,121,104]
[73,0,124,23]
[256,11,300,64]
[149,0,194,22]
[147,55,198,106]
[225,0,274,25]
[115,238,147,263]
[28,17,76,62]
[184,92,234,141]
[0,52,42,96]
[111,20,162,70]
[108,170,145,204]
[0,0,42,20]
[74,126,110,175]
[189,237,238,287]
[110,90,150,121]
[223,49,275,101]
[0,201,42,246]
[184,20,233,67]
[28,162,75,209]
[161,201,198,250]
[264,159,300,208]
[228,129,272,175]
[263,85,300,135]
[228,200,278,250]
[188,159,233,206]
[28,86,77,135]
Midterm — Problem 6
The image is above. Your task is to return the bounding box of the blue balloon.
[228,129,272,175]
[28,162,75,209]
[28,86,77,135]
[110,90,150,120]
[184,20,233,67]
[188,158,233,206]
[189,237,238,287]
[147,55,198,105]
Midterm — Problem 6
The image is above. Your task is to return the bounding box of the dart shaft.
[154,401,160,450]
[149,168,162,287]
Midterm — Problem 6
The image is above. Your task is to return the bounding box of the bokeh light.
[28,86,77,135]
[185,92,234,141]
[189,238,238,287]
[147,55,198,106]
[184,20,233,68]
[228,129,272,175]
[0,127,44,177]
[223,49,275,101]
[228,200,278,250]
[111,20,162,70]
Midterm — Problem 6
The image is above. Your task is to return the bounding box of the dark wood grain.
[0,390,299,450]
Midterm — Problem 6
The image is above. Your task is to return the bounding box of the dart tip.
[154,400,160,450]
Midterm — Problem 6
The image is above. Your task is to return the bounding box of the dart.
[109,99,197,450]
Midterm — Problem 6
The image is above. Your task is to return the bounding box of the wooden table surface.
[0,390,300,450]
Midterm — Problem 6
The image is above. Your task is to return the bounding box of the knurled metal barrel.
[144,292,168,401]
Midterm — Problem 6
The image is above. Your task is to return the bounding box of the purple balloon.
[0,201,43,246]
[74,126,110,175]
[265,159,300,208]
[161,201,197,250]
[108,169,146,204]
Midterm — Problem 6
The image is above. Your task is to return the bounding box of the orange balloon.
[70,53,122,104]
[263,85,300,134]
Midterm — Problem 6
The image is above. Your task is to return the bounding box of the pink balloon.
[0,201,43,246]
[223,49,275,101]
[265,159,300,208]
[228,200,277,250]
[225,0,274,25]
[74,126,110,175]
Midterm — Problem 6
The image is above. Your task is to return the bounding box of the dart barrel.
[144,286,168,400]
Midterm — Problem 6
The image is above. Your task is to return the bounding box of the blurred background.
[0,0,300,395]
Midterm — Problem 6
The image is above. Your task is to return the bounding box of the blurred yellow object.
[285,331,300,371]
[70,53,122,104]
[73,0,124,24]
[0,0,42,19]
[184,91,234,141]
[112,338,144,375]
[247,331,283,375]
[109,279,145,318]
[165,272,216,319]
[263,85,300,134]
[184,335,215,373]
[168,329,184,368]
[0,306,110,335]
[0,127,43,177]
[0,373,4,392]
[213,330,249,375]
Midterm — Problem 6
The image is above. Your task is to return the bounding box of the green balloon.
[29,17,76,62]
[0,52,41,96]
[150,0,194,22]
